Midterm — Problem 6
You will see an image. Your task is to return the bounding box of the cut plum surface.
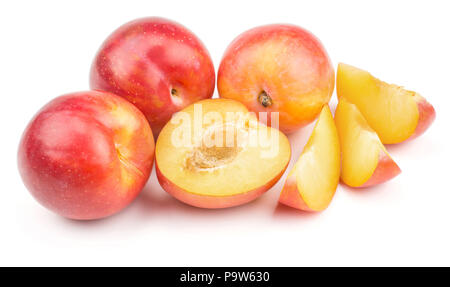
[156,98,291,208]
[337,63,435,144]
[335,98,401,187]
[279,105,340,211]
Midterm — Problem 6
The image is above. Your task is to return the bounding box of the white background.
[1,0,449,267]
